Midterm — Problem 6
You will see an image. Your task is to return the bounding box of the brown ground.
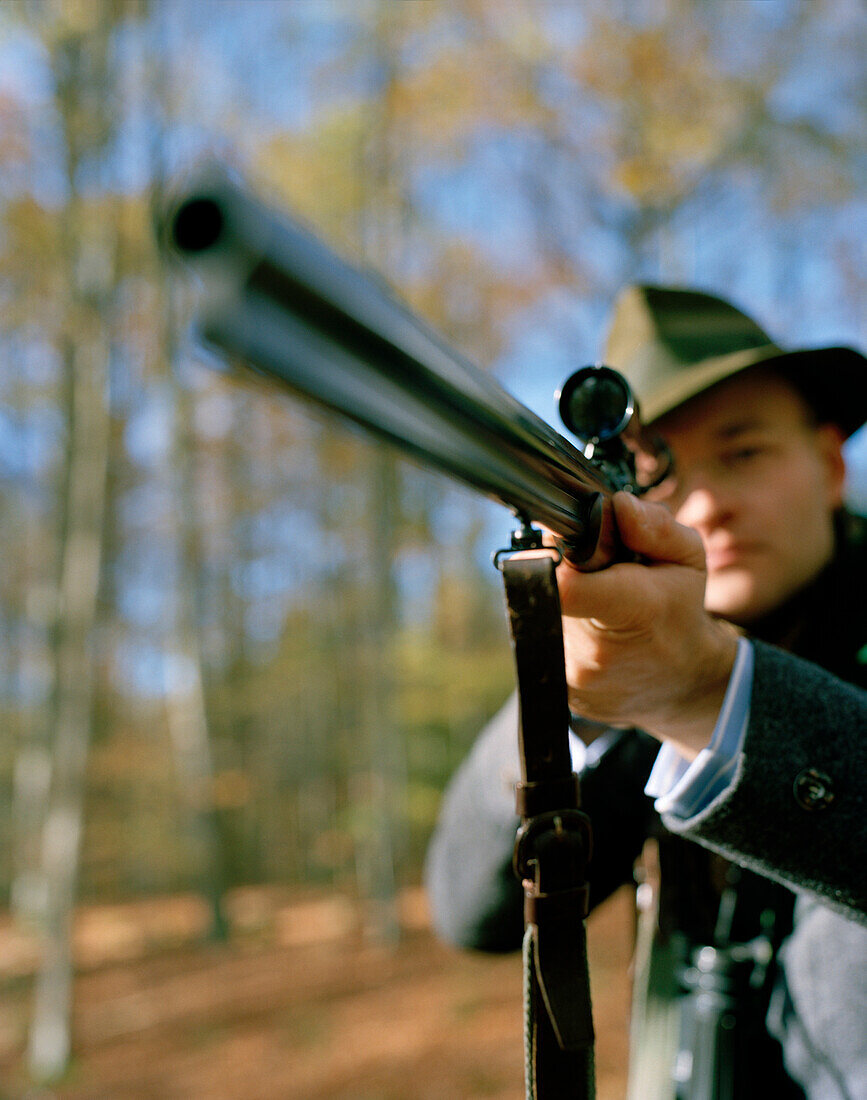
[0,886,634,1099]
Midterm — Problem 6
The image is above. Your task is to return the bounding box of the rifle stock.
[162,172,621,568]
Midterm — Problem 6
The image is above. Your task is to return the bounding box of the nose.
[673,477,736,536]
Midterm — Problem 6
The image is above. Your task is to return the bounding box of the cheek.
[747,466,836,582]
[775,460,836,535]
[751,486,799,541]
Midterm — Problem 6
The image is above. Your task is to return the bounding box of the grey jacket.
[663,641,867,925]
[426,530,867,1097]
[670,642,867,1099]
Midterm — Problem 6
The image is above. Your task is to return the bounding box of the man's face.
[651,370,846,627]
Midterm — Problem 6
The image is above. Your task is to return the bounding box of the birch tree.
[27,4,118,1081]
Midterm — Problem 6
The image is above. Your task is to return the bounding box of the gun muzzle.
[163,173,621,568]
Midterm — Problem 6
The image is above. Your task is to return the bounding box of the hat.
[605,285,867,438]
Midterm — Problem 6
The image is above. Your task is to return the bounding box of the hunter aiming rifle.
[162,172,672,1100]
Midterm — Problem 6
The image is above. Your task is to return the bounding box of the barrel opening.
[172,197,224,253]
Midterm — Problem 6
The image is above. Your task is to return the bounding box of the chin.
[704,572,768,627]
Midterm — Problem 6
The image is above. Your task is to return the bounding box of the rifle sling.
[501,553,595,1098]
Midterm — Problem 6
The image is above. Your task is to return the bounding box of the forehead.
[654,369,812,445]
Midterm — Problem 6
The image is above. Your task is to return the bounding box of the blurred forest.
[1,0,866,1093]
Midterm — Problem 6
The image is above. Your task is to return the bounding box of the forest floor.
[0,885,633,1099]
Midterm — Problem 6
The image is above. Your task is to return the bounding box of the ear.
[815,423,847,509]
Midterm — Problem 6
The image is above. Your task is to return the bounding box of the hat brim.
[641,344,867,439]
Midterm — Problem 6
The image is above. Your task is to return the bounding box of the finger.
[613,491,706,571]
[557,554,656,631]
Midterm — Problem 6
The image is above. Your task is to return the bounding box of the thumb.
[613,491,706,571]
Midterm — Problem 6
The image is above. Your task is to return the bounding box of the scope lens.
[558,366,632,441]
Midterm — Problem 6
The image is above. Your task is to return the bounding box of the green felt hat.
[605,285,867,438]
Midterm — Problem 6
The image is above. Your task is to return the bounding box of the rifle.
[162,171,670,1099]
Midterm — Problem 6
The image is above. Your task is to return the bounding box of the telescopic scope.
[557,365,673,493]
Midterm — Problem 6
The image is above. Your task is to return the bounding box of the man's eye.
[724,446,765,464]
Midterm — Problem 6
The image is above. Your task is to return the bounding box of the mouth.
[705,543,761,572]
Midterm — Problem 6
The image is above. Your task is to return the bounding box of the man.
[426,286,867,1098]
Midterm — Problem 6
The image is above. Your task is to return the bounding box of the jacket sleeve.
[661,640,867,925]
[423,694,525,951]
[424,693,658,952]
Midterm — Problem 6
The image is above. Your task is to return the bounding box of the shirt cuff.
[645,637,754,819]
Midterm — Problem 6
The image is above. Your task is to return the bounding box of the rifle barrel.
[164,174,619,566]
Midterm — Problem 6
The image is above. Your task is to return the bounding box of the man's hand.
[558,492,739,760]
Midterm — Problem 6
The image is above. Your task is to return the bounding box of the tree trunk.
[27,10,117,1081]
[149,1,228,938]
[349,1,414,943]
[28,330,111,1082]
